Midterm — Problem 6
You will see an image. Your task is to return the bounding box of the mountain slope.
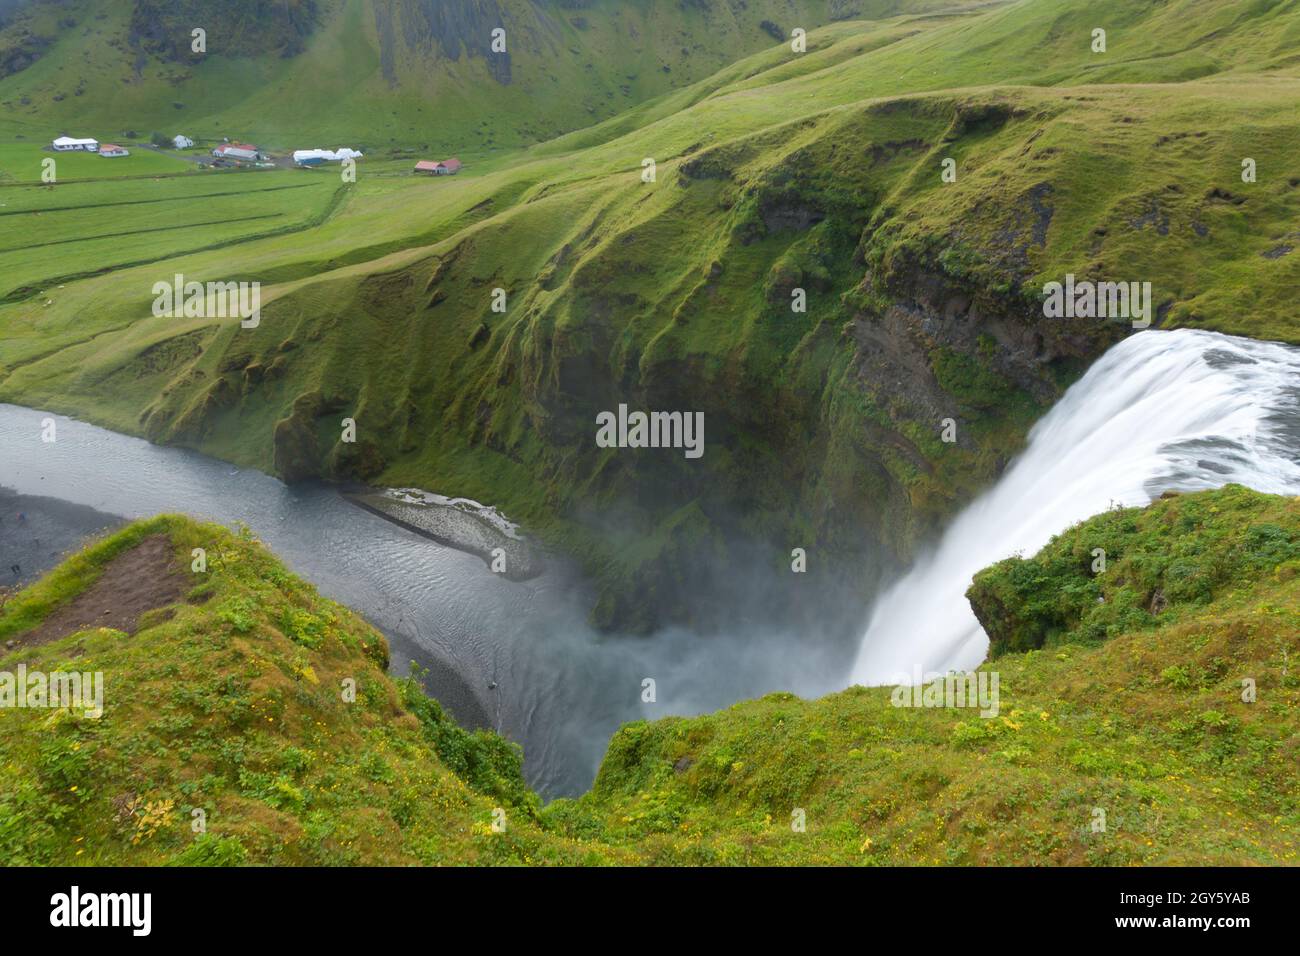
[0,0,979,149]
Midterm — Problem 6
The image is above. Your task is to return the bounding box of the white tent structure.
[292,147,363,166]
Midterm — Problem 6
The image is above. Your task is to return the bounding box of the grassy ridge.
[0,486,1295,864]
[0,515,611,865]
[968,484,1300,654]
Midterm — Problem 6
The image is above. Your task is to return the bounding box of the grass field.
[0,171,343,298]
[0,140,198,182]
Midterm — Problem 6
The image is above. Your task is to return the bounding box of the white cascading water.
[850,328,1300,686]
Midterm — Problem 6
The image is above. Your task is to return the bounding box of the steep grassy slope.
[1,0,1298,629]
[0,515,614,864]
[1,486,1295,864]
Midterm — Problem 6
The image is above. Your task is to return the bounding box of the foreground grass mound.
[0,515,614,865]
[1,487,1295,865]
[549,486,1299,865]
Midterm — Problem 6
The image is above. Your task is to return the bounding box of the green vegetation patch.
[0,515,611,865]
[968,484,1300,654]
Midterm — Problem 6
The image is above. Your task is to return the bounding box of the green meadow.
[0,140,196,183]
[1,172,342,299]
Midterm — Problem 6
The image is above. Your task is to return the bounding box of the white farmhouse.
[52,136,99,152]
[173,135,195,149]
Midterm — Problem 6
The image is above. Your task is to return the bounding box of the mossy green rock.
[968,485,1300,655]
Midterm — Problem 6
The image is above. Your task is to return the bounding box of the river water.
[0,402,843,797]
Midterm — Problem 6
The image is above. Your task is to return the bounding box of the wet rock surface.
[346,487,543,581]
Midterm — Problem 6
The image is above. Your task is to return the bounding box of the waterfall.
[850,328,1300,686]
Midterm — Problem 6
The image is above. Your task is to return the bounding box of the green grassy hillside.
[1,485,1295,864]
[1,0,1297,629]
[0,0,951,150]
[0,515,615,864]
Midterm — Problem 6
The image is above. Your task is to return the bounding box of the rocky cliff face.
[470,100,1128,632]
[129,0,321,60]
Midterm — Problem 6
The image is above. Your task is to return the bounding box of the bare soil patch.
[8,534,190,649]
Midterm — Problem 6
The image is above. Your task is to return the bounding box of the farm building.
[414,158,462,175]
[173,135,194,149]
[98,144,130,158]
[211,143,263,162]
[52,136,99,152]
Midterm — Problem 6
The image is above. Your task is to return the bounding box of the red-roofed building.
[98,144,130,157]
[211,142,263,162]
[414,158,463,176]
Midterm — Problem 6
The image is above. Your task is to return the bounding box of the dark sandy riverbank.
[0,486,124,587]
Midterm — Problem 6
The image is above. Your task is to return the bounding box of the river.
[0,402,845,797]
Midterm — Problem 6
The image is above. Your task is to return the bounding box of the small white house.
[52,136,99,152]
[98,144,130,158]
[173,135,194,149]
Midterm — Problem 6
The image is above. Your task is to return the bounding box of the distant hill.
[0,0,986,150]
